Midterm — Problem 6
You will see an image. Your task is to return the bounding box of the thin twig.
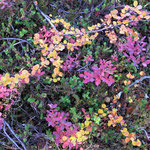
[0,141,18,150]
[0,38,34,50]
[77,62,89,72]
[144,2,150,8]
[3,121,22,150]
[128,76,150,89]
[4,121,27,150]
[63,19,137,36]
[85,143,92,150]
[88,0,105,16]
[63,24,117,36]
[0,141,5,146]
[31,133,61,150]
[33,1,57,31]
[116,76,150,98]
[130,125,150,140]
[50,3,86,15]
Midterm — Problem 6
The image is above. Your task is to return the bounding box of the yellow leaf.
[117,20,121,25]
[55,19,59,23]
[84,121,90,127]
[123,20,129,24]
[84,131,89,135]
[108,120,112,126]
[121,8,126,14]
[60,18,64,23]
[49,14,52,17]
[98,109,103,114]
[136,139,141,146]
[71,27,75,31]
[53,79,57,82]
[141,11,147,16]
[52,73,56,78]
[62,136,67,141]
[101,104,106,108]
[122,131,129,137]
[133,1,138,7]
[121,128,128,133]
[139,71,145,76]
[144,15,150,20]
[57,77,60,81]
[88,26,93,31]
[70,136,76,141]
[113,21,117,25]
[5,73,10,78]
[54,68,59,73]
[63,40,67,44]
[85,117,90,121]
[132,140,137,146]
[102,113,107,117]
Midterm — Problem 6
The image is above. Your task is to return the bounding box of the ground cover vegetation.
[0,0,150,149]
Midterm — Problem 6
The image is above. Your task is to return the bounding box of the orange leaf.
[31,71,36,76]
[32,64,39,71]
[125,137,130,143]
[37,69,41,74]
[126,72,134,79]
[34,1,38,5]
[24,77,29,83]
[87,126,92,131]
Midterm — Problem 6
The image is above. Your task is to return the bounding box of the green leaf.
[40,112,43,120]
[41,93,47,98]
[102,4,106,8]
[31,11,36,15]
[25,124,30,130]
[88,0,92,4]
[94,117,101,124]
[19,32,24,37]
[95,8,100,11]
[89,108,93,114]
[27,97,35,103]
[20,8,25,16]
[84,8,89,13]
[23,138,27,143]
[123,87,129,94]
[38,103,43,109]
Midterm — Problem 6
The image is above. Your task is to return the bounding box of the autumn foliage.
[0,0,150,149]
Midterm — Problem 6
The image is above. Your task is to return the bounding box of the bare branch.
[33,1,57,31]
[77,62,90,72]
[4,121,27,150]
[0,38,35,50]
[88,0,105,16]
[63,20,136,36]
[3,121,22,150]
[128,76,150,89]
[130,125,150,140]
[117,76,150,99]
